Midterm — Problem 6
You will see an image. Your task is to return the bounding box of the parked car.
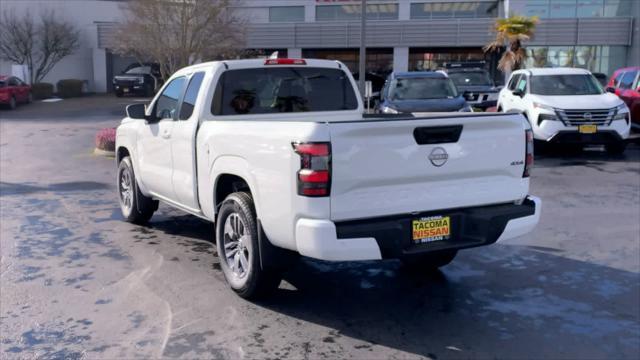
[498,67,631,154]
[0,75,32,110]
[445,63,500,111]
[116,58,540,299]
[376,71,471,114]
[606,66,639,131]
[592,72,608,87]
[113,63,163,97]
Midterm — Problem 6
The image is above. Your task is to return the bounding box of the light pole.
[358,0,366,97]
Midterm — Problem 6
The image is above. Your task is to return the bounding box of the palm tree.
[484,15,539,73]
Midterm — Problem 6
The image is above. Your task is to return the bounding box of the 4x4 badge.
[429,147,449,167]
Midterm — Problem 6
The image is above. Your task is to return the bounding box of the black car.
[113,63,162,97]
[445,64,500,111]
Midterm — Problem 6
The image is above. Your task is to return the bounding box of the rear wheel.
[401,250,458,272]
[216,192,281,299]
[27,92,33,103]
[117,156,158,224]
[606,142,627,155]
[8,96,16,110]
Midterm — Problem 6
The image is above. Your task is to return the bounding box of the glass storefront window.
[548,0,576,18]
[316,4,399,21]
[410,2,499,19]
[577,0,604,17]
[409,48,487,71]
[604,0,632,16]
[510,0,632,18]
[269,6,305,22]
[301,49,393,74]
[524,46,627,77]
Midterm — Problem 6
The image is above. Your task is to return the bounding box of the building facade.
[1,0,638,92]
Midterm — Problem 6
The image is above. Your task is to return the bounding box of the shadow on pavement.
[252,247,640,359]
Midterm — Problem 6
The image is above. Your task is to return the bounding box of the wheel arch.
[204,155,261,222]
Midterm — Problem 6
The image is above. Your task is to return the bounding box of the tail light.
[524,129,534,178]
[292,142,331,197]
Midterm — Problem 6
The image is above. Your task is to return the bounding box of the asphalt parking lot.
[1,95,639,359]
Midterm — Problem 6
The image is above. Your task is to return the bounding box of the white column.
[92,48,107,93]
[288,48,302,59]
[393,47,409,72]
[304,4,315,22]
[398,0,411,20]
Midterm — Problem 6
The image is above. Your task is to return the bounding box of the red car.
[0,75,32,110]
[607,66,640,131]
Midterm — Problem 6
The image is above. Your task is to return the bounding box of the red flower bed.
[95,128,116,152]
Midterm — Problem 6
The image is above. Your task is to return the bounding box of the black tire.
[115,90,124,98]
[117,156,158,224]
[27,92,33,104]
[401,250,458,272]
[8,96,16,110]
[216,192,281,299]
[606,142,627,155]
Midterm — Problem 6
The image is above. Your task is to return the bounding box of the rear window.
[211,67,358,116]
[389,77,458,100]
[0,81,5,88]
[449,71,492,86]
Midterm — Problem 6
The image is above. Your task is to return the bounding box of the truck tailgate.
[328,113,529,221]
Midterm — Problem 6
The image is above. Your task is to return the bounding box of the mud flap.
[257,219,298,270]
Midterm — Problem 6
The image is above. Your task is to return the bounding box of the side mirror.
[605,87,616,94]
[513,89,525,98]
[126,103,147,120]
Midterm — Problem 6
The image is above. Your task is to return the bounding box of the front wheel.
[606,142,627,155]
[216,192,281,299]
[117,156,158,224]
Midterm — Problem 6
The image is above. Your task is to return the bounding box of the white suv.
[498,68,631,154]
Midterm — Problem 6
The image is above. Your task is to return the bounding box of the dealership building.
[1,0,638,92]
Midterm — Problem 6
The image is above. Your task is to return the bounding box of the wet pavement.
[1,96,639,359]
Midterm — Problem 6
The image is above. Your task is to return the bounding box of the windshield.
[449,71,492,86]
[212,67,358,115]
[125,66,151,75]
[530,74,603,96]
[390,77,458,100]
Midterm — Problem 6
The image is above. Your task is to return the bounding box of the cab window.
[508,74,521,91]
[179,72,205,120]
[516,76,527,92]
[155,76,186,119]
[211,67,358,116]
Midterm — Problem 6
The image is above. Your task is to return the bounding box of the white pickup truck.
[116,58,541,298]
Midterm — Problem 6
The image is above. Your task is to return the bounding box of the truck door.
[170,71,206,210]
[137,76,186,200]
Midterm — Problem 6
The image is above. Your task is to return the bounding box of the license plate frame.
[578,124,597,134]
[123,87,130,93]
[412,215,451,244]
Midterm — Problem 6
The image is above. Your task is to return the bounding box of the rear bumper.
[294,196,540,261]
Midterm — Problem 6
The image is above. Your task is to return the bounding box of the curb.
[94,148,115,157]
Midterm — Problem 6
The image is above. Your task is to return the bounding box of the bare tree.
[111,0,245,81]
[0,10,79,84]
